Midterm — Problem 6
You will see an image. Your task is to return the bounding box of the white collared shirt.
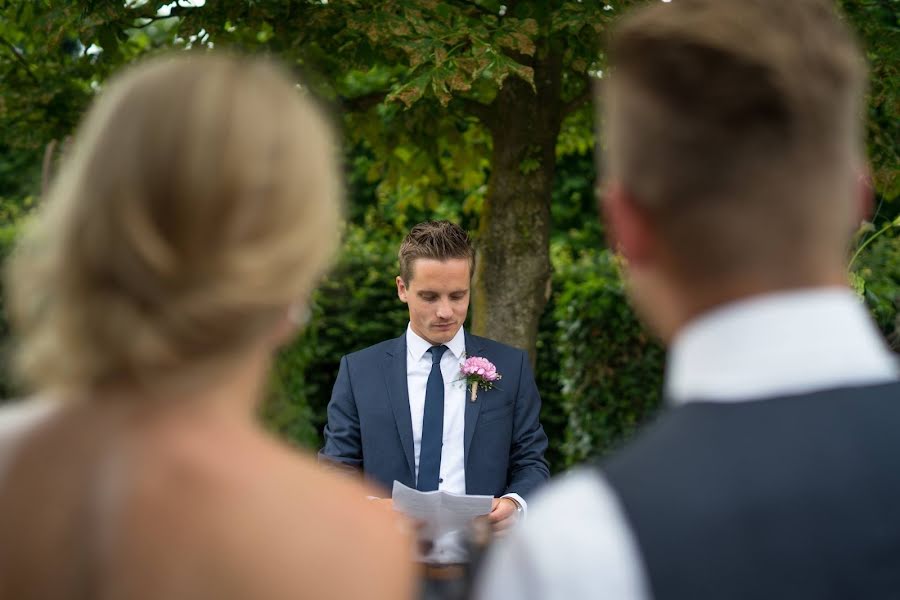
[406,324,468,498]
[405,324,527,563]
[665,288,900,403]
[476,287,900,599]
[406,324,469,564]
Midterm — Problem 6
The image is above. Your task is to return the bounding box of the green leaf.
[387,72,431,108]
[257,22,274,43]
[393,145,414,164]
[849,271,866,298]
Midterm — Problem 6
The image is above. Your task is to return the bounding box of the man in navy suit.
[319,220,550,562]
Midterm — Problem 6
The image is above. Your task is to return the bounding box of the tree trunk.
[472,51,563,362]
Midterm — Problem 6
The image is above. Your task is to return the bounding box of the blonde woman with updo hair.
[0,53,415,599]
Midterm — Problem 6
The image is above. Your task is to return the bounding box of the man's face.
[397,258,470,345]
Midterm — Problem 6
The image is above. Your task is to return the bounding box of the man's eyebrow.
[416,288,469,295]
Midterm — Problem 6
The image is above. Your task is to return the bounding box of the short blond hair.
[6,53,343,394]
[604,0,866,281]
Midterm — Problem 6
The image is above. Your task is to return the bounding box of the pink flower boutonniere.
[460,356,501,402]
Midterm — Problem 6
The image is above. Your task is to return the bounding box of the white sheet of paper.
[391,481,493,539]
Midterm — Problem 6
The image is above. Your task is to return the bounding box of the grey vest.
[601,382,900,599]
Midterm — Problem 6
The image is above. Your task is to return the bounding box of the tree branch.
[457,98,494,123]
[449,0,504,17]
[459,97,495,128]
[130,5,194,28]
[561,82,592,119]
[0,36,40,86]
[340,91,390,113]
[132,14,176,29]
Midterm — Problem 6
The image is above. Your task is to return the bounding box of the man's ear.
[603,181,656,266]
[396,276,409,303]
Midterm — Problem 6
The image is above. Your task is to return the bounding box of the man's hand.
[487,497,520,536]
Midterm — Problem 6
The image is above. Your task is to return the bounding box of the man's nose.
[436,300,452,319]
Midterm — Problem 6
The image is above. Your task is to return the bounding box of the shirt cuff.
[501,493,527,518]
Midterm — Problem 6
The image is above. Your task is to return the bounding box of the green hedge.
[262,230,900,473]
[258,231,665,472]
[262,226,409,448]
[532,246,664,471]
[1,221,898,474]
[0,223,18,399]
[853,229,900,350]
[551,248,666,468]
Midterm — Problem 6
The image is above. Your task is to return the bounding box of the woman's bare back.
[0,399,415,600]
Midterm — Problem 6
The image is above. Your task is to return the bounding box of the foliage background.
[0,0,898,473]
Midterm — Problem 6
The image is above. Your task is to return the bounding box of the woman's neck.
[85,348,273,426]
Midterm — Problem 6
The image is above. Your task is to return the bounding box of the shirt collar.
[665,287,900,405]
[406,324,466,362]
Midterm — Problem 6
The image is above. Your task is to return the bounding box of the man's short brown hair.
[603,0,866,282]
[398,221,475,283]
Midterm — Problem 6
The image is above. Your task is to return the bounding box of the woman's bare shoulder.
[0,396,61,476]
[0,396,60,438]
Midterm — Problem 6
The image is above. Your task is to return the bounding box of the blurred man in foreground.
[477,0,900,598]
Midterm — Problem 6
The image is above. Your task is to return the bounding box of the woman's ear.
[270,302,310,348]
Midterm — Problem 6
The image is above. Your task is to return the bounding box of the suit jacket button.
[439,478,444,483]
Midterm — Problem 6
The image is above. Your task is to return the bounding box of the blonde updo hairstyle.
[6,53,342,396]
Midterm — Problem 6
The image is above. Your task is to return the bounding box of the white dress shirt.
[475,288,900,599]
[407,324,469,499]
[405,324,526,563]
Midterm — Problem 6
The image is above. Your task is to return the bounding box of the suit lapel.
[463,331,485,465]
[384,335,416,478]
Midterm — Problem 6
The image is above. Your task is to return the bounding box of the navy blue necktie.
[418,345,448,491]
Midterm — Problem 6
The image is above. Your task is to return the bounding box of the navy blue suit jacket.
[318,331,550,499]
